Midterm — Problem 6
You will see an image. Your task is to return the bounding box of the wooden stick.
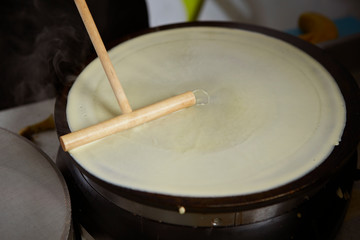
[74,0,132,114]
[60,91,196,151]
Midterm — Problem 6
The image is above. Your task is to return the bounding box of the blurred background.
[146,0,360,31]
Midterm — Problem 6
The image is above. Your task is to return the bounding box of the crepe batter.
[66,27,345,197]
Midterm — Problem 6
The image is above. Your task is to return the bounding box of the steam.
[0,0,92,108]
[0,0,149,109]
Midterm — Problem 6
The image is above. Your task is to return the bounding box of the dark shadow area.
[0,0,149,110]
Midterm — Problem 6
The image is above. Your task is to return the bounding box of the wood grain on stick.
[74,0,132,113]
[60,91,196,151]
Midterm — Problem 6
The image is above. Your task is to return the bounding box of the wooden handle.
[74,0,132,113]
[60,91,196,151]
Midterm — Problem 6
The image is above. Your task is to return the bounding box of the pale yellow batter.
[67,27,345,197]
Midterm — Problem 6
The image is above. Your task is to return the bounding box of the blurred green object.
[182,0,204,21]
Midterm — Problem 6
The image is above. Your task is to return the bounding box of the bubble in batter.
[193,89,209,105]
